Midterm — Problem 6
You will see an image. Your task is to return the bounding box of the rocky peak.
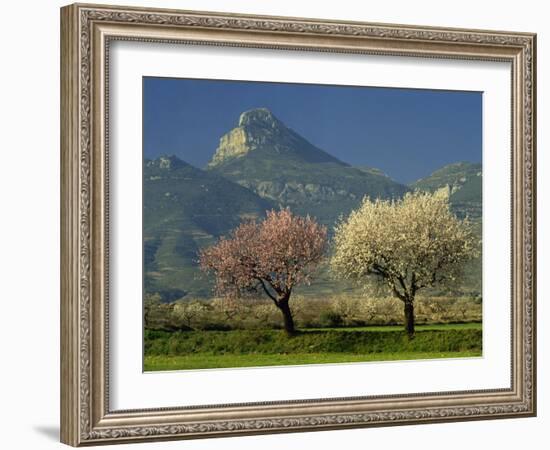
[238,108,280,129]
[207,108,344,168]
[207,108,286,168]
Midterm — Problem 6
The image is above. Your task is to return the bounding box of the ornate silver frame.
[60,3,536,446]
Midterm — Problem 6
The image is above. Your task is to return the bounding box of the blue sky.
[143,77,482,184]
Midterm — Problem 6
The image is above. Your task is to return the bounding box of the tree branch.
[391,283,407,302]
[258,278,279,306]
[397,275,409,299]
[371,263,390,278]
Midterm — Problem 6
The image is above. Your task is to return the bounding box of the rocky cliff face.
[208,108,344,167]
[236,179,360,205]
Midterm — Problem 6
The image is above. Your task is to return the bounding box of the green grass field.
[144,350,482,371]
[144,323,482,371]
[305,323,481,332]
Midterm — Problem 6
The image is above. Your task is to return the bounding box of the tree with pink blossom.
[199,208,328,335]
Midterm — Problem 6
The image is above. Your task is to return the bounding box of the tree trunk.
[277,296,296,336]
[404,300,415,339]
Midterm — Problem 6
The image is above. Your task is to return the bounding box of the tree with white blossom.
[331,190,479,338]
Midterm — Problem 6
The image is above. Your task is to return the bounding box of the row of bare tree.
[144,294,482,332]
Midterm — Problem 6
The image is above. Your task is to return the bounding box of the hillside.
[411,162,482,219]
[410,161,481,192]
[143,155,273,299]
[450,175,482,218]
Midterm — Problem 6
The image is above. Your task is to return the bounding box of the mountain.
[410,162,482,219]
[206,108,409,226]
[144,155,273,299]
[144,114,482,300]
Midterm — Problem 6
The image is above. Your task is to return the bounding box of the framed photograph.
[60,3,536,446]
